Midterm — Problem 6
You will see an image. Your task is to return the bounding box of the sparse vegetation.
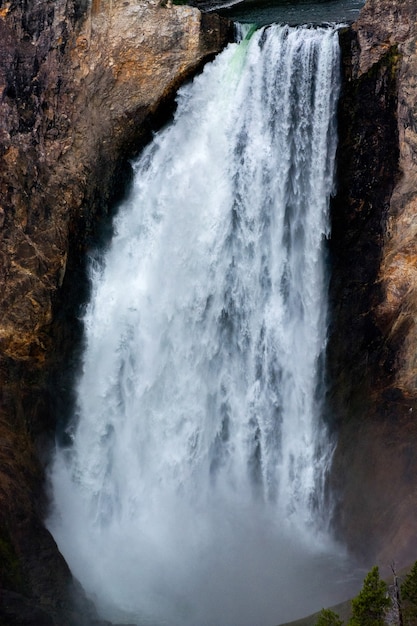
[348,566,390,626]
[313,565,392,626]
[314,608,344,626]
[401,562,417,625]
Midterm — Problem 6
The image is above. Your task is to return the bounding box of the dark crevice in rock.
[327,28,401,432]
[48,159,135,449]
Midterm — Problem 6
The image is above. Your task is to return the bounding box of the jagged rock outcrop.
[329,0,417,567]
[0,1,232,623]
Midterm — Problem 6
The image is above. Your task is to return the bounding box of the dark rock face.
[0,1,232,624]
[329,27,400,426]
[328,0,417,567]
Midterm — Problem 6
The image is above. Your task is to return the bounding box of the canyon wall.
[0,1,232,624]
[1,0,417,622]
[329,0,417,567]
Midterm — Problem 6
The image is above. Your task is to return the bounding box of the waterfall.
[48,24,351,626]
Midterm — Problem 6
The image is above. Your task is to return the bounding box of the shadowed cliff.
[328,0,417,568]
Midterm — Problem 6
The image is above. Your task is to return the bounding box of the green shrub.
[314,607,344,626]
[348,566,390,626]
[401,561,417,625]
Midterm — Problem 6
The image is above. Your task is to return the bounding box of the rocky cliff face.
[2,0,417,620]
[0,1,232,623]
[328,0,417,567]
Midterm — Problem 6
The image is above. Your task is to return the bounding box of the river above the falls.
[213,0,364,27]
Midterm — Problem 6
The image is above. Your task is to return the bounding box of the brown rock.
[0,0,232,364]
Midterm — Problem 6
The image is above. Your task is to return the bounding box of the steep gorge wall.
[329,0,417,567]
[0,1,232,624]
[2,0,417,621]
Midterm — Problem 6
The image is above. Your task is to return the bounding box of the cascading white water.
[48,24,354,626]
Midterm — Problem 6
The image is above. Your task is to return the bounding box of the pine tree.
[401,561,417,625]
[348,566,390,626]
[315,607,344,626]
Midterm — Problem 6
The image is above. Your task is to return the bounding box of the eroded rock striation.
[0,1,232,623]
[329,0,417,566]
